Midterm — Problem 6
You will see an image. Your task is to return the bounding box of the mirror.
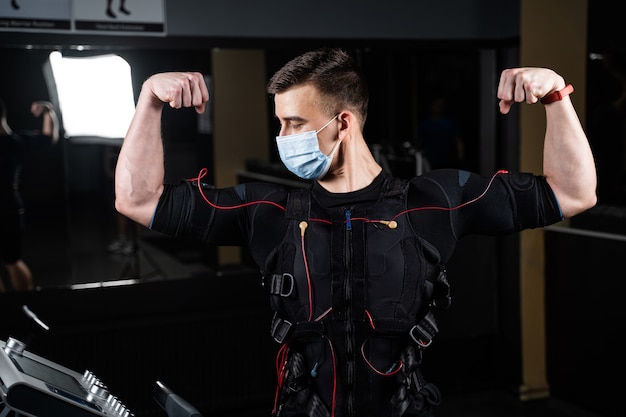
[0,45,218,291]
[1,40,489,292]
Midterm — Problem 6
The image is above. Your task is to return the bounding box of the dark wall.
[545,230,625,417]
[164,0,519,41]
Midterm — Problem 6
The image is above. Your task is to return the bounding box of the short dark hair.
[267,47,369,128]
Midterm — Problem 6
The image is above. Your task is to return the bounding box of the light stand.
[119,224,166,281]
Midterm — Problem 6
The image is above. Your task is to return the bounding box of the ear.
[336,110,355,140]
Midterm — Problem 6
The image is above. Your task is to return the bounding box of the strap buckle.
[270,312,293,343]
[409,312,438,348]
[262,273,295,297]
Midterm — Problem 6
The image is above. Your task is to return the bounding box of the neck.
[317,137,383,193]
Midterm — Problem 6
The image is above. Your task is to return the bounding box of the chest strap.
[271,309,439,349]
[270,312,326,343]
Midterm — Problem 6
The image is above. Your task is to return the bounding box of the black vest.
[264,177,450,417]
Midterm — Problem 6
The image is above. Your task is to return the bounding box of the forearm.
[41,108,59,144]
[543,96,597,218]
[115,85,166,226]
[32,101,59,143]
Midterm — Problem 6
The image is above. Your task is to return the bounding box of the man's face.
[274,84,339,156]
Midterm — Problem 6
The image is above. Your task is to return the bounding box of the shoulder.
[407,169,502,207]
[231,181,293,202]
[411,169,478,190]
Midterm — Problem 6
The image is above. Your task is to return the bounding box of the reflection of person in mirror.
[114,48,597,416]
[106,0,131,19]
[0,98,59,292]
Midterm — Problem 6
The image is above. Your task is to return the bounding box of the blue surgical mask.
[276,115,340,180]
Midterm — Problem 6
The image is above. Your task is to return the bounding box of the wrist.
[541,84,574,104]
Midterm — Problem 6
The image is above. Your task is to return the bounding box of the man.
[115,48,596,417]
[0,98,59,292]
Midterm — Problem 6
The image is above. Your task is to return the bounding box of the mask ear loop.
[318,114,342,158]
[315,114,339,134]
[327,137,343,158]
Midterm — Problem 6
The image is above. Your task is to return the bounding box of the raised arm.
[114,72,209,227]
[497,67,597,219]
[31,101,59,144]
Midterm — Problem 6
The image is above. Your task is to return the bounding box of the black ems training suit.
[151,169,562,417]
